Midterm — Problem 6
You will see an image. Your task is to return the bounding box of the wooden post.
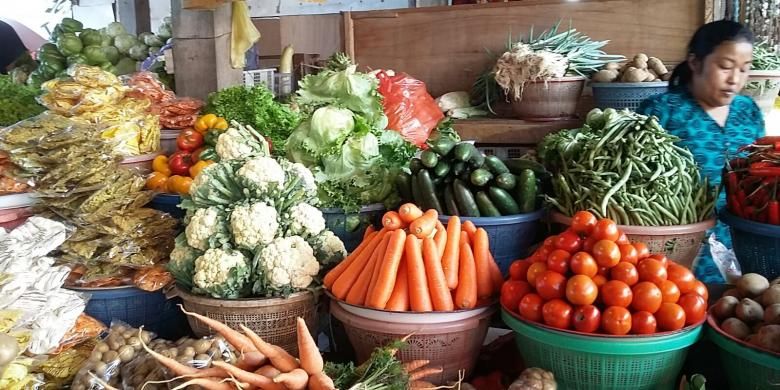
[116,0,151,35]
[171,0,243,101]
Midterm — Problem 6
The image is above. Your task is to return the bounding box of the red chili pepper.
[748,167,780,177]
[755,136,780,145]
[750,161,776,169]
[729,194,744,217]
[770,201,780,225]
[727,171,740,193]
[744,206,757,221]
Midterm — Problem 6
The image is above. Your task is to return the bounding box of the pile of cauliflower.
[168,122,347,299]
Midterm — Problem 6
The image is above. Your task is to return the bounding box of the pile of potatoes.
[711,273,780,353]
[591,53,672,83]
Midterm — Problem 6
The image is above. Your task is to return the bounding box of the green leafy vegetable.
[325,340,409,390]
[0,75,45,127]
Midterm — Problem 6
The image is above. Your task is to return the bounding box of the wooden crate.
[182,0,234,9]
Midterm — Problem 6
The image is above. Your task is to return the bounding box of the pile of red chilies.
[725,136,780,224]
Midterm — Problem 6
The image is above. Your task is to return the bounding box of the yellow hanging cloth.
[231,0,261,69]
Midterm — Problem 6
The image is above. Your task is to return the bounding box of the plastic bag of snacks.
[40,339,98,389]
[70,321,155,390]
[50,314,106,355]
[131,265,173,292]
[154,97,203,129]
[124,72,175,105]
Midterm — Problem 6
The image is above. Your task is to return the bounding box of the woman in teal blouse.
[638,20,766,283]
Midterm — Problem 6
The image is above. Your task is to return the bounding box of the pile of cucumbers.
[396,126,539,217]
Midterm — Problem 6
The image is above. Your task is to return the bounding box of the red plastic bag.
[376,70,444,148]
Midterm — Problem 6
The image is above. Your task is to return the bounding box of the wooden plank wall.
[347,0,705,96]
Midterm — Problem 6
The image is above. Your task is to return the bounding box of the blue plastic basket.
[321,204,385,253]
[72,286,190,340]
[439,209,545,274]
[721,211,780,280]
[591,82,669,111]
[148,193,184,220]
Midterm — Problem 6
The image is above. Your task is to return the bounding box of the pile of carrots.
[324,204,502,311]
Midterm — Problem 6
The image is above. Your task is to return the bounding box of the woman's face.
[690,40,753,107]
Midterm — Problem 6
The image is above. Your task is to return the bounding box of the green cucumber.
[451,161,466,177]
[453,142,477,162]
[495,172,517,190]
[504,158,550,180]
[469,152,485,169]
[475,191,501,217]
[420,150,439,168]
[488,186,521,215]
[409,158,424,174]
[411,172,426,209]
[470,168,493,187]
[444,184,460,216]
[433,160,451,177]
[517,169,538,213]
[395,171,413,202]
[418,169,443,214]
[484,155,510,174]
[453,179,481,217]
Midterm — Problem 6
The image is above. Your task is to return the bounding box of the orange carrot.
[254,364,281,378]
[385,255,410,311]
[239,325,299,373]
[473,228,493,299]
[409,380,437,390]
[363,225,376,240]
[324,230,379,289]
[235,351,267,371]
[408,366,443,381]
[441,216,461,290]
[405,235,433,312]
[399,203,424,224]
[178,306,257,354]
[488,253,504,295]
[296,317,323,375]
[273,368,309,390]
[462,220,477,239]
[454,241,478,309]
[308,372,337,390]
[331,231,386,299]
[169,378,243,390]
[348,234,390,305]
[211,361,286,390]
[402,359,430,373]
[460,231,471,247]
[382,211,405,230]
[433,221,447,260]
[366,229,407,309]
[422,237,454,311]
[409,209,439,238]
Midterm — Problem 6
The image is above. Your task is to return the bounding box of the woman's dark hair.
[670,20,754,90]
[0,20,27,74]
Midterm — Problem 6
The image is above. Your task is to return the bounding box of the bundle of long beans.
[539,109,717,226]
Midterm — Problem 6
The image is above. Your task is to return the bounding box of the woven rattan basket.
[175,287,319,356]
[330,299,495,385]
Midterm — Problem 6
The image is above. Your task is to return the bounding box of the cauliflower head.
[285,203,325,238]
[254,236,319,294]
[168,233,203,289]
[192,248,250,298]
[284,160,317,195]
[237,156,286,198]
[216,128,257,161]
[185,206,228,251]
[189,163,216,196]
[308,230,347,266]
[230,202,279,249]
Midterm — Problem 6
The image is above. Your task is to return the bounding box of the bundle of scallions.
[538,108,717,226]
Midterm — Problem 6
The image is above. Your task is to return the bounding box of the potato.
[736,298,764,324]
[756,324,780,352]
[643,72,656,82]
[737,273,770,297]
[621,67,647,83]
[592,69,619,83]
[723,288,742,299]
[102,350,119,363]
[89,351,103,362]
[95,342,110,353]
[647,57,668,76]
[712,296,739,320]
[634,53,649,63]
[721,317,751,339]
[118,345,135,362]
[764,303,780,324]
[605,62,621,71]
[761,284,780,306]
[631,58,648,70]
[193,339,212,354]
[661,72,672,81]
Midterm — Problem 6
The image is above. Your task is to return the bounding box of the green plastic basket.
[502,309,703,390]
[706,317,780,389]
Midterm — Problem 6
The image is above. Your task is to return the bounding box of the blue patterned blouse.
[637,89,765,283]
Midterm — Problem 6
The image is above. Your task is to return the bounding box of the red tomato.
[542,299,573,329]
[619,244,639,265]
[543,236,556,249]
[583,236,598,253]
[518,293,544,322]
[678,293,706,325]
[649,253,669,268]
[526,262,548,285]
[633,242,651,260]
[631,281,663,313]
[571,211,598,236]
[659,279,681,303]
[573,304,601,333]
[509,260,532,281]
[535,271,567,300]
[592,275,608,288]
[666,263,696,294]
[501,280,532,312]
[566,275,598,305]
[602,306,632,335]
[592,219,620,242]
[555,231,582,253]
[546,250,571,274]
[176,129,205,152]
[656,303,686,331]
[592,240,621,268]
[168,151,194,176]
[637,259,668,285]
[570,252,598,277]
[616,233,630,245]
[597,266,610,277]
[601,280,633,308]
[610,262,639,286]
[631,311,657,335]
[531,246,552,263]
[690,280,709,302]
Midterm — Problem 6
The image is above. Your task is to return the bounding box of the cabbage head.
[285,106,355,167]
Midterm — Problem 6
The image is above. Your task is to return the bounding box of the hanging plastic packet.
[375,69,443,148]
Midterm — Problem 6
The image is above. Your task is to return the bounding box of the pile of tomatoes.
[501,211,709,336]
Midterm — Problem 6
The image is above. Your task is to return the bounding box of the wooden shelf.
[453,117,583,145]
